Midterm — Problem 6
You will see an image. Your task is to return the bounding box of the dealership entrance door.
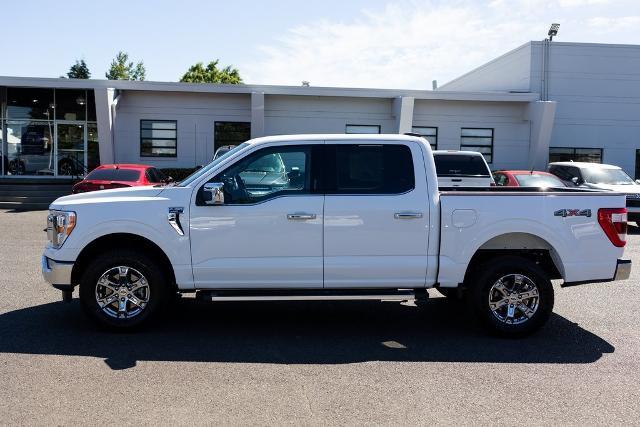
[56,122,86,176]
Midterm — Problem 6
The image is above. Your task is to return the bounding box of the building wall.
[441,41,640,176]
[439,43,533,92]
[264,95,396,135]
[114,90,251,168]
[413,100,531,170]
[539,42,640,175]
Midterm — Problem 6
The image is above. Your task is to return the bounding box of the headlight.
[47,210,76,249]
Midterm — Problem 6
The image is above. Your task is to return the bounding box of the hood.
[584,183,640,195]
[50,185,165,209]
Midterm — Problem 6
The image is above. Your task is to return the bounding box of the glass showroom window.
[549,147,602,163]
[345,124,381,134]
[412,126,437,150]
[214,121,251,153]
[140,120,177,157]
[6,120,54,175]
[461,128,493,163]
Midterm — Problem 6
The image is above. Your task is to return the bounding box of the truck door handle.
[394,212,423,219]
[287,213,317,220]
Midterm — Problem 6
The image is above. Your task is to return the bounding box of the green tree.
[67,59,91,79]
[180,60,242,84]
[105,51,146,81]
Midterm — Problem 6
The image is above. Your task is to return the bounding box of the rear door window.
[322,144,414,194]
[433,154,490,177]
[85,168,141,181]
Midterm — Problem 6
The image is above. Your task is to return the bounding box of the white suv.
[548,161,640,222]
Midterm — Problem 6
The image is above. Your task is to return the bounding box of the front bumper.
[42,255,74,287]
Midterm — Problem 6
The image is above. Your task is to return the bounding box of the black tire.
[79,250,169,330]
[467,256,554,338]
[435,287,463,300]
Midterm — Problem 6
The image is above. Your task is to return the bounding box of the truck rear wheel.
[468,256,554,337]
[79,250,169,330]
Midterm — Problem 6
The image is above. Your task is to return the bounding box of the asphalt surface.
[1,209,639,425]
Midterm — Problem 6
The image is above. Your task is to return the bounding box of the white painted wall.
[442,41,640,176]
[439,43,533,92]
[264,95,397,135]
[540,42,640,176]
[114,91,251,168]
[413,99,530,170]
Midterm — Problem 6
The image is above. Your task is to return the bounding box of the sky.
[1,0,640,89]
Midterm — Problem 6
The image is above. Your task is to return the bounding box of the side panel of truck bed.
[437,191,626,287]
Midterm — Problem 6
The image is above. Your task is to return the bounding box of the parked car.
[43,135,630,337]
[549,162,640,222]
[432,150,494,187]
[71,164,170,194]
[493,170,566,188]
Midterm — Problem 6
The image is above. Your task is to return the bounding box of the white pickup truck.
[43,134,631,336]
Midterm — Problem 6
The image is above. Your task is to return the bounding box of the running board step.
[195,289,419,302]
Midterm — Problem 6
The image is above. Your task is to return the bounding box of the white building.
[0,40,638,179]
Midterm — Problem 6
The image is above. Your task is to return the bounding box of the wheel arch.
[463,232,565,286]
[71,233,177,291]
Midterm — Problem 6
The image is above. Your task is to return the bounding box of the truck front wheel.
[79,250,169,330]
[468,256,554,337]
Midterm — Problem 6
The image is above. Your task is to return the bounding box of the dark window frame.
[460,127,494,164]
[345,124,381,134]
[411,126,438,150]
[549,147,602,164]
[140,119,177,158]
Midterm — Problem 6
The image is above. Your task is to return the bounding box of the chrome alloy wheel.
[488,274,540,325]
[95,266,150,319]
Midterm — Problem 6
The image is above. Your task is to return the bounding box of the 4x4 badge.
[554,209,591,218]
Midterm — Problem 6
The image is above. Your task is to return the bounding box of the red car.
[72,164,171,194]
[493,170,566,188]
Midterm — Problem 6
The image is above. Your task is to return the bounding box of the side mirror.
[163,176,174,184]
[635,179,640,185]
[203,182,225,205]
[571,176,584,186]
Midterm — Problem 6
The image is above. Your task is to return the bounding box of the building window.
[214,121,251,153]
[345,124,381,134]
[411,126,437,150]
[461,128,493,163]
[549,147,602,164]
[140,120,177,157]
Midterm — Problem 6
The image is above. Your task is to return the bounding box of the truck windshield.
[582,168,635,185]
[178,143,249,187]
[433,154,490,177]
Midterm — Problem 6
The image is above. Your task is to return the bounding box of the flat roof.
[0,75,539,102]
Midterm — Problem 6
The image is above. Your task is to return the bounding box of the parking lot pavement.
[1,209,639,425]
